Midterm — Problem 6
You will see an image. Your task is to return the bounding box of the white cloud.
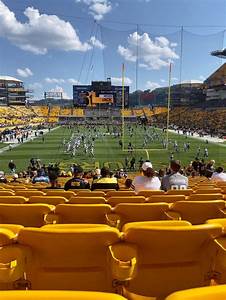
[76,0,112,20]
[68,78,81,85]
[0,0,91,55]
[89,36,105,49]
[17,67,33,78]
[160,79,166,83]
[145,81,161,91]
[28,82,42,90]
[111,77,132,86]
[45,78,65,84]
[182,79,203,84]
[118,32,179,70]
[50,86,70,99]
[199,75,205,81]
[172,77,178,82]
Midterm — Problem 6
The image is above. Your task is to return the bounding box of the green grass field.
[0,125,225,173]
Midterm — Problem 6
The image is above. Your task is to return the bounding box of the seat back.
[166,189,193,196]
[17,226,120,290]
[106,191,136,198]
[15,191,46,198]
[137,190,165,197]
[45,190,76,199]
[170,200,226,224]
[189,193,223,201]
[69,197,106,204]
[114,203,170,227]
[55,204,112,224]
[0,196,27,204]
[0,204,53,227]
[147,195,186,203]
[29,196,67,205]
[107,196,145,207]
[123,223,222,298]
[194,188,222,194]
[0,191,15,196]
[76,191,106,197]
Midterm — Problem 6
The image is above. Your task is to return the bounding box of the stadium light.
[211,48,226,59]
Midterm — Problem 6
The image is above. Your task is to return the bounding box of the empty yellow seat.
[0,196,27,204]
[0,191,15,196]
[194,188,222,194]
[113,203,170,228]
[166,189,193,196]
[137,190,165,197]
[0,291,127,300]
[9,226,121,290]
[54,204,112,224]
[121,222,222,299]
[45,190,76,199]
[148,195,186,203]
[0,204,53,227]
[16,191,46,198]
[107,196,145,207]
[29,196,67,205]
[170,200,226,224]
[106,191,136,198]
[165,285,226,300]
[189,193,223,201]
[69,197,106,204]
[76,191,106,197]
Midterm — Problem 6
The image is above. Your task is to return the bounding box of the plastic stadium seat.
[76,191,106,197]
[106,191,136,198]
[166,189,193,196]
[170,200,226,224]
[165,285,226,300]
[0,204,53,227]
[194,188,222,194]
[107,196,145,207]
[45,190,76,199]
[147,195,186,203]
[113,203,170,228]
[137,190,165,197]
[0,196,27,204]
[121,222,222,299]
[54,204,112,224]
[2,225,121,290]
[189,193,223,201]
[29,196,67,205]
[0,191,15,196]
[15,191,46,198]
[0,291,127,300]
[69,197,106,204]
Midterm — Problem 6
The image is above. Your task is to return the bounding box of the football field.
[0,125,225,173]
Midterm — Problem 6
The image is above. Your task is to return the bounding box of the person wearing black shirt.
[64,166,90,190]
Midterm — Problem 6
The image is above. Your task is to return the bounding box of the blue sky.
[0,0,225,99]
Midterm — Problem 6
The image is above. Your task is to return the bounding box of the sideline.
[0,126,60,155]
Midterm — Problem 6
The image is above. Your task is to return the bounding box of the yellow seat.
[45,190,76,199]
[54,204,112,224]
[189,193,223,201]
[166,189,193,196]
[194,188,222,194]
[76,191,106,197]
[8,226,121,290]
[0,196,27,204]
[69,197,106,204]
[165,285,226,300]
[0,291,127,300]
[137,190,165,197]
[15,191,46,198]
[106,191,136,198]
[107,196,145,207]
[113,203,170,228]
[121,222,222,299]
[147,195,186,203]
[0,191,15,196]
[29,196,67,205]
[0,204,53,227]
[170,200,226,224]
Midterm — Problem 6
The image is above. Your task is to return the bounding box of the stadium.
[0,0,226,300]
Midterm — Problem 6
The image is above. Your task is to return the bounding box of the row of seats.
[1,221,226,299]
[0,201,225,227]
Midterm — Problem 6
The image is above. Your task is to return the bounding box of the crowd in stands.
[152,107,226,138]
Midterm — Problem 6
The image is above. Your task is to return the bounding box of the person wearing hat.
[64,165,90,190]
[161,160,188,191]
[132,161,161,193]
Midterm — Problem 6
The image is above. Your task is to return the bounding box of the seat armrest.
[0,245,26,283]
[109,243,137,281]
[105,213,120,229]
[44,212,59,224]
[165,211,181,220]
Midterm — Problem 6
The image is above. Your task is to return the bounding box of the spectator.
[64,166,90,190]
[132,161,161,193]
[124,178,133,189]
[211,167,226,182]
[8,160,16,174]
[91,167,119,191]
[0,171,7,183]
[32,170,50,184]
[161,160,188,191]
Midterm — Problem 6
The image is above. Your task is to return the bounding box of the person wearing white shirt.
[211,167,226,182]
[132,161,161,193]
